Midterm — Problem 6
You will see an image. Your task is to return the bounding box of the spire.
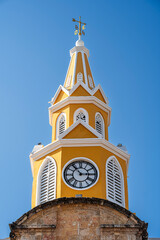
[64,17,95,90]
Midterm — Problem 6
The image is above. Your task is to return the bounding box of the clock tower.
[9,18,148,240]
[30,17,130,209]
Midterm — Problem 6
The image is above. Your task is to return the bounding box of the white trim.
[36,156,57,206]
[56,112,66,139]
[72,51,78,87]
[82,51,88,87]
[30,138,130,176]
[95,112,105,138]
[88,75,94,89]
[106,156,125,208]
[58,119,102,140]
[73,107,89,124]
[62,157,99,190]
[70,46,89,58]
[50,82,109,105]
[63,57,72,87]
[69,80,93,96]
[50,85,69,105]
[93,84,109,104]
[77,72,83,82]
[49,96,112,126]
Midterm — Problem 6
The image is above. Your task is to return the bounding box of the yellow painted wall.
[63,124,98,139]
[75,52,85,85]
[71,85,90,97]
[31,148,62,208]
[84,53,95,89]
[54,90,68,104]
[93,89,106,103]
[51,106,70,142]
[64,53,75,90]
[51,103,109,142]
[32,146,128,209]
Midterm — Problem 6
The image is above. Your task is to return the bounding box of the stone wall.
[10,198,148,240]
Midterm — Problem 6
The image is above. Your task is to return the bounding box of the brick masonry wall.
[10,198,148,240]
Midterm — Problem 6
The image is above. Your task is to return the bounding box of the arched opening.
[95,112,105,137]
[36,157,57,206]
[74,108,89,124]
[106,156,125,207]
[56,113,66,138]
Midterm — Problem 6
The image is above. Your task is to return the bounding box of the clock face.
[63,160,98,189]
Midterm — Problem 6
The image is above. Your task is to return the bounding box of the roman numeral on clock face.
[63,160,98,189]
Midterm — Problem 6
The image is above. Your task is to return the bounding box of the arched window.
[88,75,94,89]
[56,113,66,138]
[77,72,83,82]
[95,113,104,137]
[74,108,89,124]
[37,157,57,205]
[106,156,125,207]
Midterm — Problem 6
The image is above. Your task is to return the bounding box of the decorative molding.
[69,80,93,96]
[72,51,78,87]
[49,96,111,126]
[82,51,88,87]
[63,57,72,87]
[30,138,130,176]
[50,85,69,105]
[93,84,109,104]
[73,107,89,124]
[50,81,109,106]
[58,119,102,140]
[70,46,89,58]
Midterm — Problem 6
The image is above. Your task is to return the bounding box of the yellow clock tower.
[30,17,130,210]
[10,18,148,240]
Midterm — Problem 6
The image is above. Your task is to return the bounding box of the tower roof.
[64,37,95,90]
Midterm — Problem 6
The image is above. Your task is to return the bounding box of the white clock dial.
[63,160,98,189]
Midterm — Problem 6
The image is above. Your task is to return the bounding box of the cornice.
[48,96,111,126]
[30,138,130,176]
[70,46,89,57]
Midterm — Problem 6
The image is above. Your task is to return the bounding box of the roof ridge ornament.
[72,16,86,47]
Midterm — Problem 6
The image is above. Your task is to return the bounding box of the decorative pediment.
[58,119,101,140]
[50,85,69,105]
[50,82,109,105]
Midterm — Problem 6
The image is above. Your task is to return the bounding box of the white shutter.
[40,159,56,204]
[59,115,65,135]
[106,158,124,207]
[95,114,103,135]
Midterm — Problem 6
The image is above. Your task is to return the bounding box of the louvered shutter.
[40,159,56,204]
[106,158,124,207]
[59,115,65,135]
[95,114,103,135]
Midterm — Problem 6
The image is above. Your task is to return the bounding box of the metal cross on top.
[72,16,86,36]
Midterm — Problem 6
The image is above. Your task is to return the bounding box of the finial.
[72,16,86,46]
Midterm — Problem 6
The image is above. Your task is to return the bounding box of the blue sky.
[0,0,160,238]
